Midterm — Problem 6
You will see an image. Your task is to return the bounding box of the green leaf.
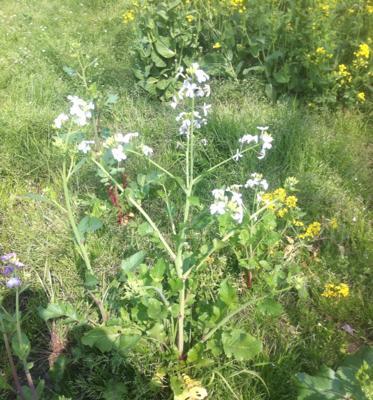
[150,259,167,282]
[0,374,12,390]
[38,303,84,323]
[154,37,175,59]
[147,323,166,342]
[82,326,120,352]
[151,49,167,67]
[120,250,146,277]
[257,299,284,317]
[222,329,262,361]
[12,332,31,361]
[138,222,154,236]
[77,216,103,236]
[188,196,201,207]
[146,298,166,320]
[219,280,238,309]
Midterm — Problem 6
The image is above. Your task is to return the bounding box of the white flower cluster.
[171,63,212,136]
[54,96,94,128]
[210,172,269,223]
[210,186,244,223]
[236,126,273,161]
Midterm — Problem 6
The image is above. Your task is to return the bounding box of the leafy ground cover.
[0,1,372,399]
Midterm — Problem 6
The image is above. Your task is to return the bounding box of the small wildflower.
[200,138,208,146]
[213,42,221,49]
[67,95,94,126]
[292,219,304,227]
[277,208,288,218]
[329,217,338,230]
[142,145,153,157]
[285,195,298,208]
[54,113,69,129]
[232,149,243,161]
[298,221,321,239]
[112,145,127,162]
[321,283,349,298]
[239,134,258,145]
[77,140,95,154]
[357,92,366,103]
[186,14,194,23]
[6,277,21,288]
[123,10,135,24]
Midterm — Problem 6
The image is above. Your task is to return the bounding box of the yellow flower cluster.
[321,283,349,298]
[213,42,222,49]
[298,221,321,239]
[336,64,352,86]
[315,47,333,61]
[175,375,208,400]
[123,10,135,24]
[357,92,366,103]
[292,219,304,227]
[353,43,370,68]
[186,14,194,23]
[230,0,246,13]
[261,188,298,218]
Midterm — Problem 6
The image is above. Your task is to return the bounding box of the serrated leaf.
[257,299,284,317]
[150,259,166,282]
[222,329,262,361]
[77,216,103,236]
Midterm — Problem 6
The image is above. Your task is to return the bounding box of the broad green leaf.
[146,298,166,320]
[219,280,238,309]
[222,329,262,361]
[150,259,167,282]
[12,332,31,361]
[120,250,146,277]
[77,216,103,236]
[38,303,84,323]
[257,299,284,317]
[81,326,120,352]
[154,37,175,58]
[151,49,167,67]
[147,323,166,342]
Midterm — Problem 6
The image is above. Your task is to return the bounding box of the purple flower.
[1,266,14,275]
[6,277,21,288]
[1,252,16,262]
[13,260,25,268]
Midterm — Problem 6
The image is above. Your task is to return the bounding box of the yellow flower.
[329,217,338,230]
[336,64,352,85]
[123,10,135,24]
[292,219,304,227]
[277,208,288,218]
[298,221,321,239]
[175,375,208,400]
[273,188,287,202]
[321,283,349,298]
[357,92,366,103]
[355,43,370,59]
[285,195,298,208]
[213,42,222,49]
[316,47,326,55]
[367,5,373,13]
[186,14,194,23]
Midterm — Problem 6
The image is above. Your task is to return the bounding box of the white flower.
[232,149,243,161]
[179,119,191,135]
[261,179,269,191]
[77,140,95,154]
[54,113,69,129]
[112,145,127,162]
[115,132,139,144]
[239,134,258,145]
[210,201,226,215]
[257,126,269,132]
[190,63,209,83]
[203,84,211,97]
[67,95,94,126]
[142,145,153,157]
[257,150,266,160]
[200,138,208,146]
[212,189,226,199]
[261,132,273,150]
[201,103,211,116]
[183,80,198,98]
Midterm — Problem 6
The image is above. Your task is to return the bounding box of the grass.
[0,1,372,399]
